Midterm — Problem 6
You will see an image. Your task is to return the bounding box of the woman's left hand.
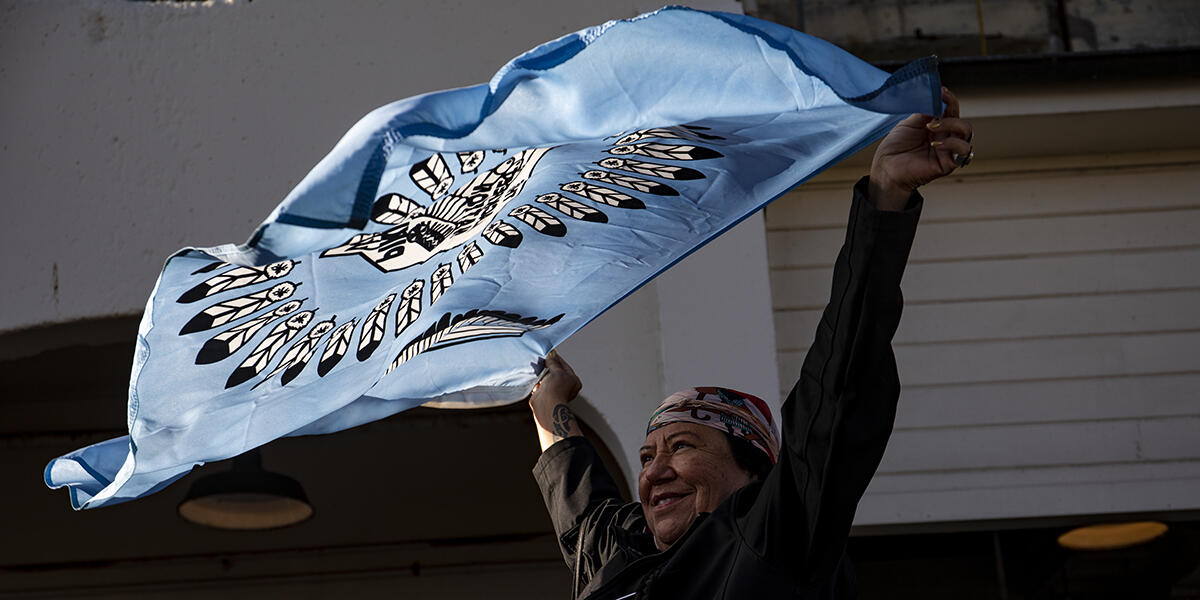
[869,87,974,210]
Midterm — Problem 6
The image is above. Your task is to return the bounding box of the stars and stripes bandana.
[647,387,781,465]
[45,6,941,509]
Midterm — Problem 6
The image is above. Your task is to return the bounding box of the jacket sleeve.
[733,176,922,582]
[533,436,649,593]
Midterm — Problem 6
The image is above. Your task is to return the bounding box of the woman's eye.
[672,442,690,451]
[640,455,652,465]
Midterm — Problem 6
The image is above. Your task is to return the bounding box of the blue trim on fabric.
[71,457,113,487]
[350,144,388,230]
[273,213,359,230]
[513,37,587,71]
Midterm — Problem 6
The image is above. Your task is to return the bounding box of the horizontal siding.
[768,208,1200,268]
[766,158,1200,228]
[877,416,1200,473]
[779,329,1200,386]
[858,469,1200,526]
[777,288,1200,348]
[766,157,1200,524]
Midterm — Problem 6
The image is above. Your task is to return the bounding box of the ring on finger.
[953,149,974,167]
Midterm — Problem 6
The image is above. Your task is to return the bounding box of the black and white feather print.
[178,260,298,304]
[535,193,607,223]
[482,220,523,248]
[386,310,563,373]
[318,320,357,377]
[582,169,678,196]
[395,279,424,337]
[371,193,424,225]
[254,316,336,388]
[180,281,298,335]
[227,310,314,389]
[457,150,485,173]
[183,125,726,390]
[597,157,703,181]
[559,181,645,209]
[608,141,722,161]
[457,241,483,273]
[191,261,230,276]
[509,204,566,237]
[613,125,725,145]
[430,263,454,304]
[196,299,304,365]
[321,148,551,273]
[410,153,454,200]
[357,293,395,361]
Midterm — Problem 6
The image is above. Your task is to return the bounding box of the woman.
[530,89,973,599]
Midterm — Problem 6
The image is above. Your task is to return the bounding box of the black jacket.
[534,177,922,599]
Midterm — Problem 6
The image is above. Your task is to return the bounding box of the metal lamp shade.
[178,450,313,530]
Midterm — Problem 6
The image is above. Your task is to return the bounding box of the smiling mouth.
[651,492,690,510]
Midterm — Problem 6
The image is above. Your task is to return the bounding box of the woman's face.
[637,422,753,549]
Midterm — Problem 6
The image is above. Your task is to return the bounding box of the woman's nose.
[643,455,675,483]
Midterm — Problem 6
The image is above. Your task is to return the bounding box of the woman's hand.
[529,350,583,451]
[869,87,974,211]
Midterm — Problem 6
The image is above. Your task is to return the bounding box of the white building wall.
[767,102,1200,526]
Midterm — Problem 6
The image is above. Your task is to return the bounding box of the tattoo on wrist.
[551,404,576,441]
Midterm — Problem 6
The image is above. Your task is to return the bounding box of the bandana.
[646,387,780,465]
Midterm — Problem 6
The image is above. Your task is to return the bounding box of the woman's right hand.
[530,350,583,451]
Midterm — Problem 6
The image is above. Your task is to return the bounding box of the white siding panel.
[877,420,1144,472]
[868,460,1200,495]
[767,159,1200,524]
[856,473,1200,525]
[766,158,1200,228]
[777,330,1200,387]
[776,289,1200,348]
[893,373,1200,429]
[772,247,1200,310]
[1140,417,1200,461]
[768,208,1200,268]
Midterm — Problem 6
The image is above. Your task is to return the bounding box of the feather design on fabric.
[254,316,337,388]
[180,282,298,335]
[430,263,454,304]
[508,205,566,237]
[394,280,424,337]
[190,261,229,276]
[317,320,356,377]
[227,309,314,389]
[559,181,646,209]
[482,221,523,248]
[410,153,454,200]
[457,241,483,273]
[456,150,485,173]
[535,193,608,223]
[613,125,726,145]
[597,157,703,181]
[356,294,394,361]
[608,141,723,161]
[370,193,424,225]
[195,299,303,365]
[582,169,678,196]
[177,260,298,304]
[386,310,563,373]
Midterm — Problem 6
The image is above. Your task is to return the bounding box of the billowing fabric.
[45,6,941,509]
[647,387,780,464]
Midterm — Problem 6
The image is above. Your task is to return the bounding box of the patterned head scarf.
[646,387,781,465]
